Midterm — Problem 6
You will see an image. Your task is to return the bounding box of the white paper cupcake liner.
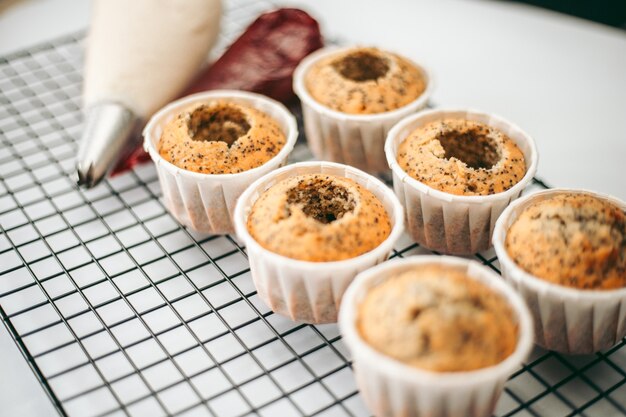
[233,161,404,324]
[493,188,626,354]
[143,90,298,234]
[293,46,434,174]
[385,108,539,255]
[339,256,534,417]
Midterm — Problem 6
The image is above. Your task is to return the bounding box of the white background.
[0,0,625,416]
[2,0,624,199]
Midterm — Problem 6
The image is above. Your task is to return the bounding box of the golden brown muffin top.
[398,119,526,196]
[357,265,518,372]
[505,193,626,289]
[158,101,286,174]
[247,173,391,262]
[305,47,426,115]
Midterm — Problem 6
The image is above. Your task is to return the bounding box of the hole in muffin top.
[285,177,356,224]
[437,128,501,170]
[188,104,251,146]
[332,50,390,82]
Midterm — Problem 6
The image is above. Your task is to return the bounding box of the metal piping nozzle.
[76,102,139,188]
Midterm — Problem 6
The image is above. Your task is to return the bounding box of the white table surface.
[289,0,626,201]
[0,0,625,416]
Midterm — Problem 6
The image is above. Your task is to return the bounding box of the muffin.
[305,47,426,114]
[294,46,433,173]
[397,119,526,196]
[246,173,391,262]
[158,101,286,174]
[339,256,533,417]
[234,161,404,323]
[494,188,626,353]
[143,90,297,234]
[358,265,517,372]
[385,109,538,255]
[506,193,625,290]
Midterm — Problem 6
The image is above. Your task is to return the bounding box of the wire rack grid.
[1,1,625,417]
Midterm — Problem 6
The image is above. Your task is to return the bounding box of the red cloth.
[111,8,323,175]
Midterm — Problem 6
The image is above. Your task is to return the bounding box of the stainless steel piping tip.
[76,102,139,188]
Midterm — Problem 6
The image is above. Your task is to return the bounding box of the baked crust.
[305,47,426,114]
[247,173,391,262]
[158,100,285,174]
[506,193,626,289]
[357,265,518,372]
[397,119,526,196]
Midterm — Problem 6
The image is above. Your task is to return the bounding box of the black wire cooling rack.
[1,1,625,416]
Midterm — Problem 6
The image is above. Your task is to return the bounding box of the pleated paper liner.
[493,188,626,354]
[294,46,434,174]
[143,90,298,234]
[339,256,534,417]
[385,108,538,255]
[234,161,404,323]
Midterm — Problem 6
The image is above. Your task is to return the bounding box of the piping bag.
[77,0,222,187]
[77,6,323,187]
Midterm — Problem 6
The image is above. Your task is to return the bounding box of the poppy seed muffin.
[158,101,286,174]
[505,193,626,290]
[357,264,518,372]
[305,47,426,114]
[397,119,526,196]
[246,173,391,262]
